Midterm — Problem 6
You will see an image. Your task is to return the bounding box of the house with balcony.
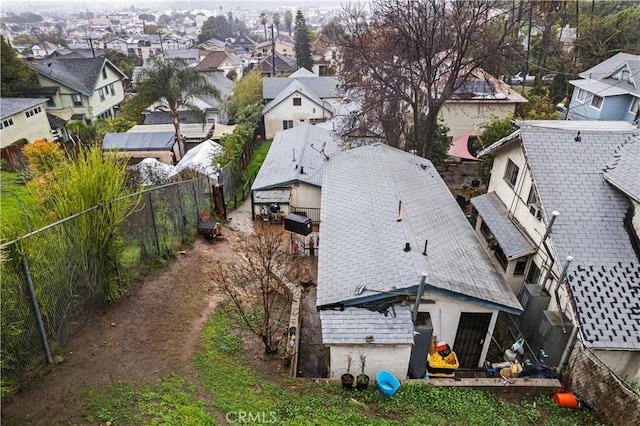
[0,98,51,171]
[262,68,342,139]
[317,143,522,380]
[566,53,640,125]
[250,124,340,224]
[471,120,640,381]
[30,57,127,123]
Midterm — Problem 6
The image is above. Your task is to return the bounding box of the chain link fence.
[0,176,214,398]
[566,340,640,425]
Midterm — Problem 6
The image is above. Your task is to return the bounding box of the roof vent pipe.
[554,255,573,334]
[300,166,304,174]
[397,200,402,222]
[404,242,411,252]
[412,272,429,322]
[422,239,428,256]
[292,149,296,162]
[540,211,560,247]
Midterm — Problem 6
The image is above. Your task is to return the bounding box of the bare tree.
[334,0,526,158]
[214,223,294,354]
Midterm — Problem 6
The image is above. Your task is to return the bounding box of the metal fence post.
[192,180,200,217]
[147,192,161,255]
[176,183,186,235]
[19,240,53,364]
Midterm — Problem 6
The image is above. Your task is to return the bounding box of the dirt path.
[1,230,245,425]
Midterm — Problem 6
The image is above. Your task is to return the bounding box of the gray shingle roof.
[568,263,640,350]
[516,125,640,350]
[32,57,126,95]
[603,138,640,203]
[102,132,175,151]
[251,124,341,191]
[520,127,639,266]
[263,75,341,100]
[578,53,640,80]
[0,98,47,119]
[320,305,415,345]
[262,79,334,115]
[471,192,536,259]
[317,144,522,313]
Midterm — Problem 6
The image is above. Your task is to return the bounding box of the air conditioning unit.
[532,311,573,367]
[518,284,551,339]
[284,213,312,236]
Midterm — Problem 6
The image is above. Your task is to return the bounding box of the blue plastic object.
[376,370,400,396]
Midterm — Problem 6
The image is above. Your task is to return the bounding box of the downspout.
[412,272,428,321]
[554,255,573,334]
[539,211,560,290]
[559,323,579,369]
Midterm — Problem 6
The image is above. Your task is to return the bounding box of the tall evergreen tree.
[0,36,38,97]
[294,11,313,71]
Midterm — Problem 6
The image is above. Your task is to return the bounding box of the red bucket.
[552,392,578,408]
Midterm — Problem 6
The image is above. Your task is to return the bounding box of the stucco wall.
[290,184,321,209]
[328,345,412,381]
[592,349,640,383]
[264,94,333,139]
[439,102,516,140]
[417,294,498,368]
[0,103,51,148]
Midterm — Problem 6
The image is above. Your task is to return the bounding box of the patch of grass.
[243,140,272,182]
[82,374,214,425]
[192,308,605,426]
[0,171,37,238]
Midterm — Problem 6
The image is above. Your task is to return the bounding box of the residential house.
[227,34,257,55]
[439,68,528,142]
[163,49,206,66]
[125,34,164,60]
[317,143,522,380]
[30,57,127,123]
[198,37,227,52]
[31,41,62,58]
[196,51,243,78]
[102,37,129,54]
[258,52,296,78]
[262,68,342,139]
[142,72,233,127]
[312,34,339,76]
[472,120,640,381]
[0,98,51,170]
[250,124,340,224]
[566,53,640,125]
[255,37,295,58]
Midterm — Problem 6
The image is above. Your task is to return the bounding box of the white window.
[72,94,83,107]
[576,88,586,102]
[25,106,42,118]
[591,94,603,109]
[1,118,15,129]
[504,159,519,188]
[630,97,640,113]
[99,88,105,102]
[293,97,302,106]
[283,120,293,130]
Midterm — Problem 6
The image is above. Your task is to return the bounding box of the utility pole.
[87,36,95,58]
[271,24,276,77]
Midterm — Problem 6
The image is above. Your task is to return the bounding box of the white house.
[472,120,640,381]
[31,57,127,123]
[250,124,341,224]
[0,98,51,170]
[317,144,522,380]
[262,69,342,139]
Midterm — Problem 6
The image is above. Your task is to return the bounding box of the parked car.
[510,72,535,85]
[510,72,556,85]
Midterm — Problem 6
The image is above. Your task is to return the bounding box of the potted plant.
[356,353,369,390]
[341,353,354,390]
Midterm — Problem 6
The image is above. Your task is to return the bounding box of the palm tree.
[136,59,219,157]
[285,11,293,36]
[273,13,280,36]
[260,12,268,40]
